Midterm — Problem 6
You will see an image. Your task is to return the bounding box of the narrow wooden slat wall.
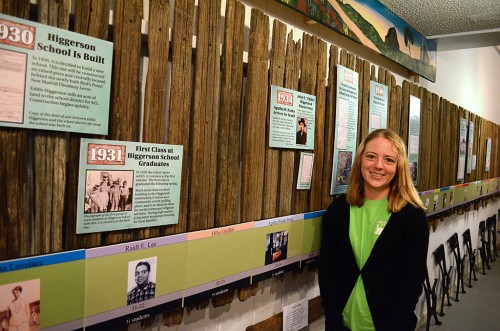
[309,39,327,212]
[0,0,31,260]
[66,0,110,251]
[164,0,195,235]
[241,8,269,222]
[419,89,432,190]
[321,45,338,209]
[188,0,221,231]
[32,0,69,255]
[263,19,287,219]
[216,0,245,227]
[294,33,318,214]
[279,32,301,216]
[105,0,143,244]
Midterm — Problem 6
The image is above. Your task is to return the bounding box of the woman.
[319,129,428,331]
[7,286,31,331]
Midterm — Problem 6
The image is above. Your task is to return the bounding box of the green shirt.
[343,199,391,331]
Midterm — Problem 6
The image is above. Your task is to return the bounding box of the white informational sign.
[485,138,491,172]
[0,14,113,134]
[331,65,359,195]
[408,95,421,186]
[368,81,388,132]
[283,298,309,331]
[457,118,467,181]
[77,139,183,233]
[269,85,316,150]
[297,152,314,190]
[466,121,474,174]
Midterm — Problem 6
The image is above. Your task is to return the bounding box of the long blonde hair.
[346,129,425,213]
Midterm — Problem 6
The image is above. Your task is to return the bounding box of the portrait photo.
[126,257,157,306]
[84,170,134,214]
[296,117,307,145]
[265,230,289,266]
[0,279,40,331]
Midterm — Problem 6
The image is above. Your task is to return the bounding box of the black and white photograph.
[126,257,157,306]
[0,279,40,331]
[84,170,134,214]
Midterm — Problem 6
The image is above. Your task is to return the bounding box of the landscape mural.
[277,0,437,82]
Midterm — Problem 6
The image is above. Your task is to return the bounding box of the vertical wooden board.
[387,76,397,132]
[359,59,370,141]
[0,1,31,260]
[347,52,356,70]
[400,80,410,144]
[475,117,485,180]
[32,0,70,255]
[164,0,195,235]
[419,89,432,190]
[279,33,301,216]
[103,0,142,244]
[189,0,221,231]
[430,94,441,189]
[339,49,348,67]
[136,0,170,238]
[321,45,338,208]
[216,0,245,227]
[241,9,269,222]
[450,104,460,185]
[309,39,327,211]
[294,33,318,214]
[66,0,110,250]
[263,19,287,219]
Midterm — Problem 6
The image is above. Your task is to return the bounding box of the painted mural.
[277,0,437,82]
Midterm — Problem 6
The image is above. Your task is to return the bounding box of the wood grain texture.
[359,59,370,141]
[321,45,338,208]
[164,0,195,235]
[216,0,245,227]
[189,0,221,231]
[0,0,31,260]
[262,19,286,219]
[294,33,318,214]
[32,0,70,255]
[309,39,327,212]
[241,9,269,222]
[279,32,301,216]
[104,0,142,244]
[400,81,410,144]
[67,0,111,250]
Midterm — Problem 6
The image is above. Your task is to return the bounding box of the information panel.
[457,118,467,181]
[408,96,421,186]
[368,81,388,132]
[0,14,113,134]
[77,139,183,233]
[84,235,186,330]
[269,85,316,150]
[331,65,359,195]
[0,250,85,331]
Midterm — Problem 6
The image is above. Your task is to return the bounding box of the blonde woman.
[319,129,428,331]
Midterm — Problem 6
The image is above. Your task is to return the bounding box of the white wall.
[421,47,500,125]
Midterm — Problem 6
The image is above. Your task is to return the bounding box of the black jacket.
[318,195,429,331]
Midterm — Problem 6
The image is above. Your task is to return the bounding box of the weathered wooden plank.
[241,9,269,222]
[188,0,221,231]
[279,32,301,216]
[321,44,338,208]
[104,0,142,244]
[32,0,70,255]
[216,0,245,227]
[309,39,327,212]
[263,19,286,219]
[163,0,195,235]
[359,59,370,141]
[294,33,318,214]
[138,0,170,239]
[0,0,31,260]
[419,88,432,190]
[430,94,440,189]
[67,0,111,251]
[400,80,410,144]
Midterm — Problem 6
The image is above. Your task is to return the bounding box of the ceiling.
[378,0,500,51]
